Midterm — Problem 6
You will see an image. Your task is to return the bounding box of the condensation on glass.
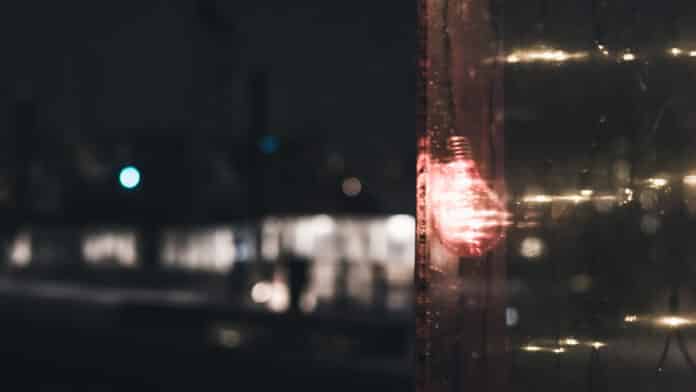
[419,1,696,391]
[417,0,507,391]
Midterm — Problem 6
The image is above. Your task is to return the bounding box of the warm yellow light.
[551,51,569,62]
[597,44,605,50]
[552,347,565,354]
[624,315,638,323]
[602,49,610,56]
[620,188,634,205]
[535,51,555,61]
[690,51,696,57]
[580,189,594,197]
[622,53,636,62]
[657,316,692,328]
[522,345,542,352]
[520,237,545,259]
[647,178,668,188]
[560,338,580,346]
[596,195,617,201]
[670,47,683,56]
[523,195,553,203]
[506,48,587,64]
[10,232,31,268]
[557,194,587,203]
[684,175,696,186]
[590,341,606,349]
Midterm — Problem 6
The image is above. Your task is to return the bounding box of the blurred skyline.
[0,0,416,221]
[5,1,696,222]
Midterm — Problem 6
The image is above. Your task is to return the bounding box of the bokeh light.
[624,315,639,323]
[520,237,545,259]
[657,316,693,329]
[622,52,636,62]
[342,177,362,197]
[386,215,415,242]
[259,135,279,154]
[9,232,31,268]
[506,307,519,327]
[119,166,141,189]
[251,281,274,303]
[560,338,579,346]
[579,189,594,197]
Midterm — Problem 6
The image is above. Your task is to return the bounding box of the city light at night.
[579,189,594,197]
[622,314,696,329]
[342,177,362,197]
[119,166,141,189]
[520,237,545,259]
[521,345,543,352]
[559,338,580,346]
[647,178,668,189]
[590,341,606,350]
[505,48,588,64]
[621,52,636,62]
[520,338,608,355]
[657,316,693,329]
[523,194,554,203]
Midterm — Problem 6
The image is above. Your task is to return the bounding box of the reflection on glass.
[430,136,508,257]
[506,47,588,64]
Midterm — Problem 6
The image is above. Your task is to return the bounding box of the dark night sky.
[0,0,416,218]
[2,0,696,135]
[1,1,412,131]
[3,1,696,219]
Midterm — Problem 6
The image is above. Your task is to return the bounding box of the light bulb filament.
[430,136,508,257]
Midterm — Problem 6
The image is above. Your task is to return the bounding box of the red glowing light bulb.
[430,136,508,257]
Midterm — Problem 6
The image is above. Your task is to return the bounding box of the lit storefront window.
[82,229,138,268]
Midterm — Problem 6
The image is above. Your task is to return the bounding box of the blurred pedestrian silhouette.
[283,252,310,313]
[371,262,388,312]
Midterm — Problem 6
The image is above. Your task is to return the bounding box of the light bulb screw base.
[447,136,473,161]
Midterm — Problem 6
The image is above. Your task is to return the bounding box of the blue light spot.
[119,166,141,189]
[259,135,279,154]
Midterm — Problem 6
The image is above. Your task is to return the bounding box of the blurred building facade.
[2,214,415,316]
